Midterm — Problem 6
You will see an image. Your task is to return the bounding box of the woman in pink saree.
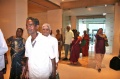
[70,32,82,65]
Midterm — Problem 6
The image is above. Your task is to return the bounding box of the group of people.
[0,17,58,79]
[62,26,107,73]
[62,26,89,65]
[0,17,108,79]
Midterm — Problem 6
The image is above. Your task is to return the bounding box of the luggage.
[109,56,120,70]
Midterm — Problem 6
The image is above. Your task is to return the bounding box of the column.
[47,9,62,35]
[16,0,28,39]
[113,2,120,55]
[71,16,77,30]
[0,0,28,39]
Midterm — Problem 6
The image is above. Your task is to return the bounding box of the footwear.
[98,68,101,72]
[70,62,74,65]
[62,58,68,60]
[73,62,77,65]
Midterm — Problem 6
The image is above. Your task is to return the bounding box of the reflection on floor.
[58,49,120,79]
[4,49,120,79]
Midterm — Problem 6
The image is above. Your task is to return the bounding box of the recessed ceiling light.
[103,13,107,15]
[105,4,107,7]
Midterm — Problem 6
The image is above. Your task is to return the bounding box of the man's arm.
[21,57,29,79]
[0,29,8,55]
[50,58,56,79]
[54,38,59,67]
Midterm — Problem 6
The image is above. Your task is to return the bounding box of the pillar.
[0,0,28,39]
[113,3,120,55]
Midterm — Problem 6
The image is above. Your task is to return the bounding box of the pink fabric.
[70,37,82,63]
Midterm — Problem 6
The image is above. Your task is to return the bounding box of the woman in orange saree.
[81,30,89,57]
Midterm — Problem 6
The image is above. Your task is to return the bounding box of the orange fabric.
[82,34,89,56]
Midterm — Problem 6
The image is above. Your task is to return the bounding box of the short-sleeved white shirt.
[48,35,59,63]
[25,32,55,79]
[0,29,8,71]
[65,30,74,45]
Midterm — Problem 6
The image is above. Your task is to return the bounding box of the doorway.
[78,18,106,53]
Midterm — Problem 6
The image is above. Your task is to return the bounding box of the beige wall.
[47,9,62,35]
[16,0,28,39]
[29,9,63,35]
[113,3,120,55]
[0,0,28,39]
[0,0,16,39]
[29,12,47,32]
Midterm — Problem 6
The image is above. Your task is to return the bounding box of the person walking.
[24,17,56,79]
[70,32,82,65]
[42,23,59,69]
[95,28,107,72]
[0,29,8,79]
[63,25,74,60]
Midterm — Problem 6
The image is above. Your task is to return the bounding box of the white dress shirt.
[0,29,8,71]
[48,34,59,63]
[25,32,55,79]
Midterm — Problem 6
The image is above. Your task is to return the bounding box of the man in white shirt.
[42,23,59,68]
[25,17,56,79]
[0,29,8,79]
[63,25,74,60]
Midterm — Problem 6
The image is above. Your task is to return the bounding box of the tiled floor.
[4,48,120,79]
[58,49,120,79]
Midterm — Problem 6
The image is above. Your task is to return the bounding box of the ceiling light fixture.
[103,13,107,16]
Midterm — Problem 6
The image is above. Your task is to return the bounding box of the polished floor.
[4,48,120,79]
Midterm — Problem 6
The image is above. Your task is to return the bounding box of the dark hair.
[26,17,40,26]
[97,28,103,33]
[17,28,23,33]
[34,18,39,25]
[56,29,60,32]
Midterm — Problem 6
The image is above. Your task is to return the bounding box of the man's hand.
[24,71,29,79]
[49,72,56,79]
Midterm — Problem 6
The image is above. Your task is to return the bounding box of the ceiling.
[28,0,60,14]
[28,0,119,14]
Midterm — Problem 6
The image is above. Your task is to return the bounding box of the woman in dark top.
[6,28,25,79]
[95,28,107,72]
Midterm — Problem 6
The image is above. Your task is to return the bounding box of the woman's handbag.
[105,36,109,47]
[104,34,109,46]
[105,40,109,46]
